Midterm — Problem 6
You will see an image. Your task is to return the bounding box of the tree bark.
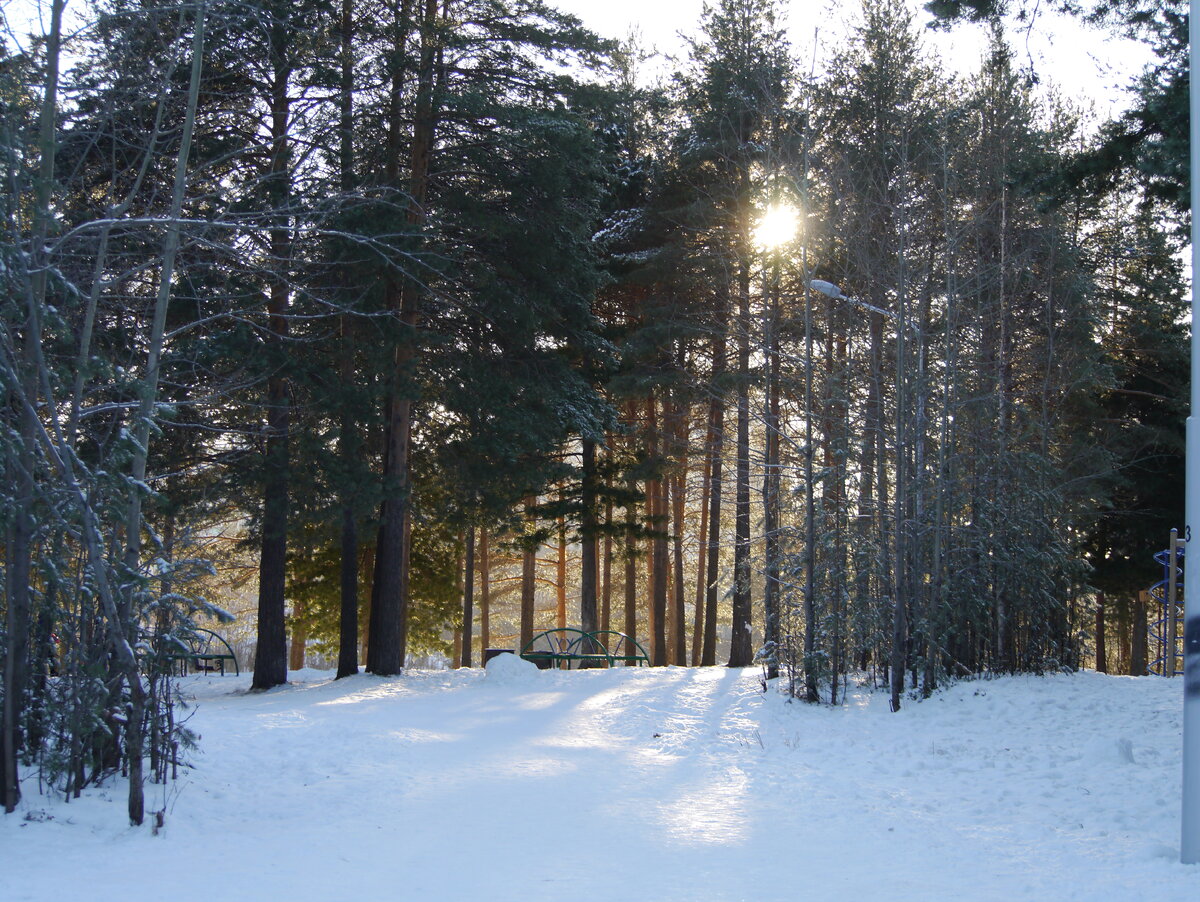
[668,396,688,666]
[336,502,359,678]
[601,496,613,634]
[580,439,599,635]
[668,471,686,665]
[648,396,667,666]
[3,483,31,813]
[461,526,475,667]
[691,447,712,666]
[761,262,781,680]
[480,528,491,652]
[369,0,439,676]
[624,493,639,647]
[289,608,306,671]
[520,498,537,652]
[702,330,727,667]
[335,0,360,681]
[253,11,294,692]
[890,286,910,713]
[729,246,753,667]
[1131,593,1148,676]
[118,2,207,820]
[556,513,567,631]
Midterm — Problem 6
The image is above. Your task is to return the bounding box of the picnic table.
[519,628,649,670]
[165,628,239,676]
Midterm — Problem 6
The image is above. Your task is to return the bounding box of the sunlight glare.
[754,203,800,251]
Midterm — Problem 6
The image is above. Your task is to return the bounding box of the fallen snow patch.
[484,651,538,685]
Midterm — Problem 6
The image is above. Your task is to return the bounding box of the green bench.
[166,628,240,676]
[519,628,650,670]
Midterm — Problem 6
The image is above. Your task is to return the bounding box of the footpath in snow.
[1,660,1196,901]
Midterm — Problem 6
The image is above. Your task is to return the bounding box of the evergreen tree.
[811,0,946,705]
[927,0,1189,221]
[1084,197,1188,604]
[678,0,792,668]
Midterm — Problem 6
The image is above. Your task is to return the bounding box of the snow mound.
[484,651,538,685]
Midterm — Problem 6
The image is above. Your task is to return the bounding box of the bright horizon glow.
[754,203,800,251]
[1,1,1155,114]
[550,0,1153,118]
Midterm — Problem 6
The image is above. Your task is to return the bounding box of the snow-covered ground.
[2,661,1195,900]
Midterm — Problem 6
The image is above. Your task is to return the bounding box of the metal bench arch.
[519,628,649,670]
[166,627,239,676]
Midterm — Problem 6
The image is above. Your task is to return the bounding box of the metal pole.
[1170,528,1180,676]
[1182,0,1200,865]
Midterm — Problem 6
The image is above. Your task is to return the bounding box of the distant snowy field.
[2,662,1195,900]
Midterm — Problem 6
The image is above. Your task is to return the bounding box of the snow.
[483,649,540,684]
[2,668,1197,900]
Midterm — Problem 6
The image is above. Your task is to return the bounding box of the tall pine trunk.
[479,528,491,653]
[624,491,639,648]
[890,221,913,713]
[648,396,667,666]
[1131,595,1148,675]
[253,13,295,692]
[119,3,207,821]
[580,439,599,635]
[761,263,781,680]
[729,239,753,667]
[797,269,817,699]
[601,496,613,634]
[668,396,688,666]
[691,447,712,666]
[461,526,475,667]
[556,513,567,631]
[289,609,307,671]
[335,0,361,681]
[702,316,728,666]
[370,0,439,675]
[336,500,359,678]
[520,498,537,652]
[4,0,69,813]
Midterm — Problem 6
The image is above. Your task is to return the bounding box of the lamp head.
[807,279,843,299]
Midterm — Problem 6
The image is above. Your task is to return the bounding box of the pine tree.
[679,0,792,668]
[928,1,1188,218]
[1083,196,1187,605]
[811,0,946,705]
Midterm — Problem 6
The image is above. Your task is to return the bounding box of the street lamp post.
[1182,0,1200,867]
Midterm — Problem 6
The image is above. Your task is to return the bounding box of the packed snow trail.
[1,661,1195,901]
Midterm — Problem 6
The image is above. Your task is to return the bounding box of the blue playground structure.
[1149,528,1185,677]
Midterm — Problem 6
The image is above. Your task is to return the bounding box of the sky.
[551,0,1155,120]
[0,0,1156,120]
